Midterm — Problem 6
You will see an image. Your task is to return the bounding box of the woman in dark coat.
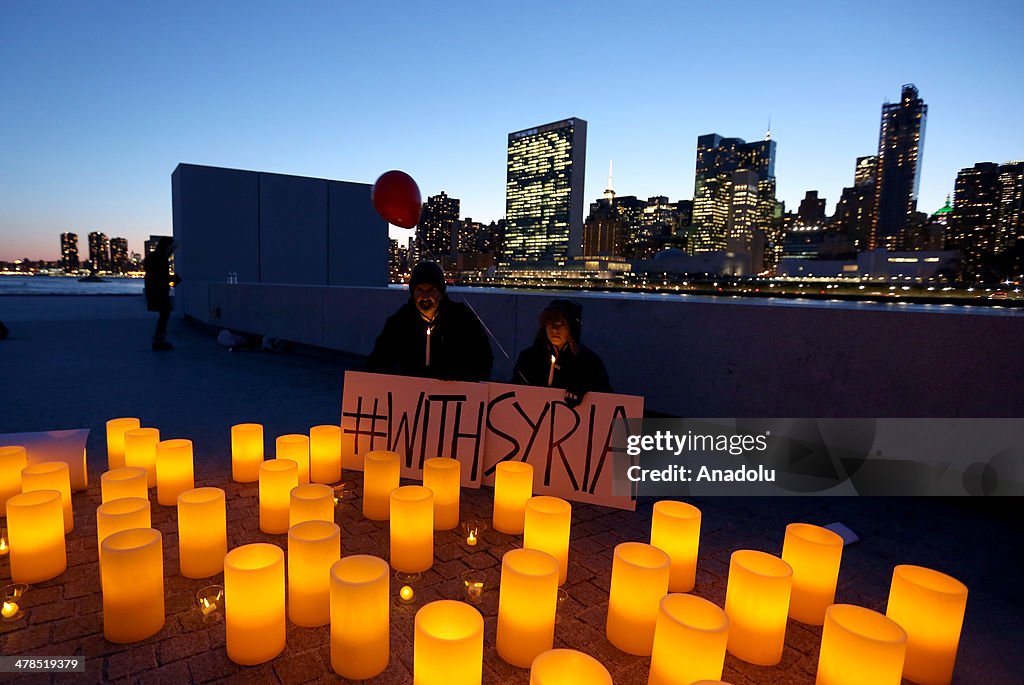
[511,299,612,407]
[143,237,180,351]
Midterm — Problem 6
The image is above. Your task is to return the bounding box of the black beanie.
[540,299,583,343]
[409,261,446,294]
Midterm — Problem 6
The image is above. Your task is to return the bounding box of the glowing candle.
[330,555,390,679]
[425,326,432,366]
[390,485,434,574]
[310,425,342,484]
[6,490,66,583]
[276,434,310,485]
[400,585,415,603]
[529,649,612,685]
[414,599,484,685]
[547,354,556,386]
[649,594,729,685]
[492,461,534,534]
[650,499,701,592]
[289,483,335,528]
[606,542,671,656]
[105,417,140,470]
[0,445,28,512]
[258,459,298,534]
[524,496,572,585]
[224,543,285,665]
[96,497,151,561]
[124,427,160,487]
[816,604,907,685]
[363,450,400,521]
[782,522,844,625]
[724,550,793,666]
[885,565,968,685]
[288,520,341,627]
[0,530,8,557]
[177,487,227,578]
[467,531,477,545]
[100,528,164,643]
[231,423,264,482]
[100,467,148,503]
[423,457,461,530]
[155,438,194,507]
[21,461,74,533]
[496,548,560,667]
[1,600,19,619]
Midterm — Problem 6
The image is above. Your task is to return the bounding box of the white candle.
[547,354,556,386]
[426,327,432,367]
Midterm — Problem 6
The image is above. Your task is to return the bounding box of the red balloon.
[372,170,422,229]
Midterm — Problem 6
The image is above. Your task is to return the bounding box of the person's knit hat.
[409,261,446,294]
[540,299,583,343]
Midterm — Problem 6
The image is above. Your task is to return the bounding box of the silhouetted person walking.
[144,237,180,351]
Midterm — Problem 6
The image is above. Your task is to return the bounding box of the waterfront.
[0,275,144,296]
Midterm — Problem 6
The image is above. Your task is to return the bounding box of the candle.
[606,542,671,656]
[467,531,477,546]
[288,521,341,627]
[462,571,485,603]
[782,522,844,625]
[523,496,572,585]
[310,425,342,484]
[529,649,612,685]
[96,497,151,562]
[547,354,556,386]
[0,530,8,557]
[21,461,74,533]
[330,555,391,679]
[289,483,335,528]
[0,445,27,513]
[276,434,310,485]
[105,417,140,470]
[101,528,164,643]
[196,585,224,623]
[231,423,264,482]
[100,467,148,503]
[225,543,286,665]
[425,326,432,366]
[400,585,415,603]
[1,601,19,619]
[390,485,434,575]
[155,438,194,506]
[414,600,484,685]
[5,490,66,583]
[650,499,702,592]
[816,604,907,685]
[649,594,729,685]
[124,427,160,487]
[258,459,298,534]
[724,550,793,665]
[177,487,227,578]
[423,457,461,530]
[496,548,560,668]
[362,450,400,521]
[492,461,534,534]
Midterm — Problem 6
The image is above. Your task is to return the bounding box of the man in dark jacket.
[143,237,180,351]
[368,261,493,381]
[511,299,612,407]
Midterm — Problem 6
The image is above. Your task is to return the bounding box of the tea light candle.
[724,550,793,665]
[390,485,434,575]
[5,490,66,583]
[493,461,534,534]
[606,542,671,656]
[177,487,227,578]
[96,497,151,561]
[289,483,335,528]
[414,600,484,685]
[196,585,224,622]
[423,457,461,530]
[0,530,8,557]
[276,434,310,485]
[363,450,400,521]
[258,459,298,534]
[817,604,907,685]
[462,571,486,603]
[231,423,264,482]
[1,600,19,619]
[310,425,342,484]
[100,528,164,643]
[288,521,341,627]
[225,543,285,665]
[124,427,160,487]
[782,522,844,625]
[462,519,486,547]
[524,496,572,585]
[649,594,729,685]
[0,445,28,512]
[529,648,612,685]
[100,467,148,503]
[650,499,702,592]
[400,585,415,603]
[155,438,194,506]
[496,548,560,668]
[21,461,74,533]
[330,555,391,679]
[105,417,140,470]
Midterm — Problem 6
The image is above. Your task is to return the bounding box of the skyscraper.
[60,232,79,272]
[870,84,927,250]
[88,231,111,272]
[110,237,129,273]
[834,157,878,249]
[949,162,1000,273]
[417,191,460,260]
[996,161,1024,252]
[504,118,587,264]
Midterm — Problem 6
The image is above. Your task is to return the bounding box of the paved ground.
[0,297,1020,684]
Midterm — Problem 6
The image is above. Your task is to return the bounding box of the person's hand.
[564,389,585,409]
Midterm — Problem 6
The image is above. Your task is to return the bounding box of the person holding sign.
[512,299,612,407]
[368,261,493,381]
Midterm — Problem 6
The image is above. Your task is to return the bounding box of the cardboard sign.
[0,429,90,491]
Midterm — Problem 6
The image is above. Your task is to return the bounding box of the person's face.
[546,319,570,349]
[413,284,441,318]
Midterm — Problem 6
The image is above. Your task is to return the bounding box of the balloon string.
[460,296,511,362]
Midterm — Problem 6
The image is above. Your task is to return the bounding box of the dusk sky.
[2,1,1022,261]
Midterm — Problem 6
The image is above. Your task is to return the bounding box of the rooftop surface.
[0,296,1020,684]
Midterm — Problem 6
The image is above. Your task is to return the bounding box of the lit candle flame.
[0,537,8,556]
[1,601,18,619]
[547,354,556,386]
[467,531,477,546]
[399,585,414,603]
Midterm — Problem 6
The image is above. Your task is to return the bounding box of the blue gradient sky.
[2,1,1022,261]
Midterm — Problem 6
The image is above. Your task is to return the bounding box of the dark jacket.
[143,251,178,312]
[512,340,612,397]
[368,298,493,382]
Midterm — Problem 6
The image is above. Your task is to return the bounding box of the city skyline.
[3,1,1023,261]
